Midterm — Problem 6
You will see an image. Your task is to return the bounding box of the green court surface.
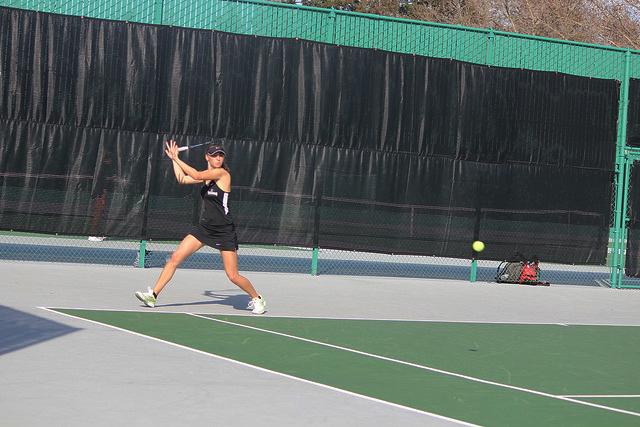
[52,309,640,426]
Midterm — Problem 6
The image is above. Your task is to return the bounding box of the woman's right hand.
[165,140,179,160]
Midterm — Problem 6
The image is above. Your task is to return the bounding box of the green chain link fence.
[1,0,639,287]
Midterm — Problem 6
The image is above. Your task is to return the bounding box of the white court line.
[39,307,477,427]
[191,313,640,419]
[43,306,640,328]
[561,395,640,398]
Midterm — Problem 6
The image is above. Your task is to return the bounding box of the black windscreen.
[0,7,619,264]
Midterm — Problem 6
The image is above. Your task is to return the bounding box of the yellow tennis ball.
[472,240,485,252]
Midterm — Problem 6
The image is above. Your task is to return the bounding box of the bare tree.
[587,0,640,49]
[294,0,640,49]
[489,0,596,42]
[490,0,640,49]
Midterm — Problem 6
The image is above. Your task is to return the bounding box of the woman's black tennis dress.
[189,180,238,250]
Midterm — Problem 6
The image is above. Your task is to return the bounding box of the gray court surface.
[1,261,639,426]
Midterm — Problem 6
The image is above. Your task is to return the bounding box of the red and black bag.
[496,253,549,286]
[518,261,540,283]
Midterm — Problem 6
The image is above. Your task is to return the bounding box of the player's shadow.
[0,305,80,356]
[155,290,249,310]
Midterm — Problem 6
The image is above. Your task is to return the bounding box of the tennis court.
[2,262,639,426]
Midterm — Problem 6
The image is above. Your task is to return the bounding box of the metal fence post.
[469,258,477,282]
[612,50,633,288]
[138,240,147,268]
[326,8,336,45]
[486,29,495,66]
[618,157,632,287]
[311,247,319,275]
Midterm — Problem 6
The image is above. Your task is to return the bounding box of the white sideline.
[40,307,477,427]
[191,313,640,419]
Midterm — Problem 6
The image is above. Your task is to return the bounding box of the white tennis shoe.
[247,295,266,314]
[135,287,157,308]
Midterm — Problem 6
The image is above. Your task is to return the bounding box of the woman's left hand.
[165,140,180,160]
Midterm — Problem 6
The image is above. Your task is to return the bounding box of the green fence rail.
[1,0,640,288]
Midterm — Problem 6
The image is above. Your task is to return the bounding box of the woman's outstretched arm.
[165,140,203,184]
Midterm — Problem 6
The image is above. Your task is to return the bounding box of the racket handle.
[177,146,189,152]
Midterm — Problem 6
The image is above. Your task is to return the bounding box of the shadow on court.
[0,305,79,356]
[154,291,250,309]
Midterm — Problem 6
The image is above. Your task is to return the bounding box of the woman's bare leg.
[220,250,259,298]
[152,235,204,296]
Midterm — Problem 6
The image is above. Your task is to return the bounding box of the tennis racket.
[177,141,212,152]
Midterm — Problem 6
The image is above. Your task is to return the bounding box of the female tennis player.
[135,140,266,314]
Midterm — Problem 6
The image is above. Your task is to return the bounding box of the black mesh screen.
[0,8,619,264]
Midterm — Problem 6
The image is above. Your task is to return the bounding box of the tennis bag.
[496,253,550,286]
